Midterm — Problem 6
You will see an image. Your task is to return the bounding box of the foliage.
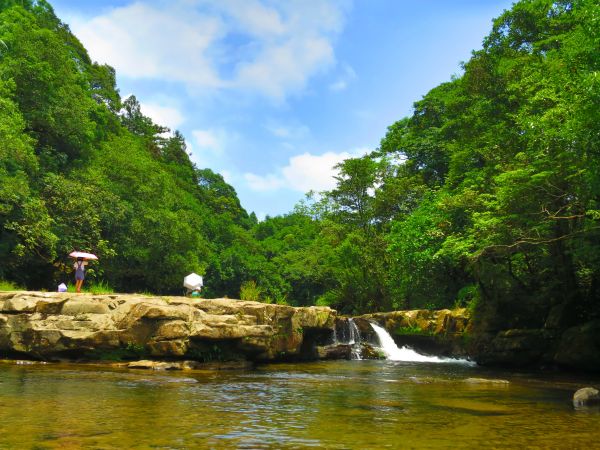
[239,280,262,302]
[0,279,23,291]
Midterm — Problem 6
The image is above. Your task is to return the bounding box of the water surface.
[0,360,598,448]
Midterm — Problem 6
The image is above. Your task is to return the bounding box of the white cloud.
[220,170,233,184]
[264,120,309,139]
[234,35,334,100]
[192,129,222,151]
[217,0,285,37]
[69,0,349,100]
[190,127,238,168]
[244,172,284,192]
[244,147,369,193]
[329,63,356,92]
[139,102,185,131]
[282,151,353,192]
[71,2,224,88]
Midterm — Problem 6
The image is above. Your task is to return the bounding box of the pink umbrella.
[69,251,98,260]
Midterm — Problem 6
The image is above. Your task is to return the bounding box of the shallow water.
[0,360,598,449]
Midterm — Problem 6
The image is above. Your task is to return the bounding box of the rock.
[554,320,600,371]
[316,344,352,360]
[464,378,509,385]
[474,328,554,367]
[0,291,336,363]
[126,359,253,371]
[127,360,184,370]
[360,343,386,360]
[573,387,600,407]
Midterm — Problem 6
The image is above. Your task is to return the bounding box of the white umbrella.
[69,251,98,260]
[184,273,203,290]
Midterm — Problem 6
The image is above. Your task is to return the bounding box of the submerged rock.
[127,359,253,371]
[464,378,509,385]
[573,387,600,407]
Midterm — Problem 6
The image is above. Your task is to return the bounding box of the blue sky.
[51,0,514,219]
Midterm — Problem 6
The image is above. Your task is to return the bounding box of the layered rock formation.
[0,291,335,363]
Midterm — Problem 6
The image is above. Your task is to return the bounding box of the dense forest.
[1,0,599,333]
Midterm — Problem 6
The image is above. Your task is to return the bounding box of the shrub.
[240,280,261,301]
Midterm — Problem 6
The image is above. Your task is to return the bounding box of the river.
[0,357,598,449]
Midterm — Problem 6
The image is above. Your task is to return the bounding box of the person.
[74,257,88,293]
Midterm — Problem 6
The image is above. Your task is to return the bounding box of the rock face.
[470,320,600,372]
[554,320,600,371]
[0,291,336,363]
[359,309,470,358]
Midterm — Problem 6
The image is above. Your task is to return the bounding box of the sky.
[51,0,515,219]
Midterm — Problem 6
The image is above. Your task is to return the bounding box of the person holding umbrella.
[69,251,98,293]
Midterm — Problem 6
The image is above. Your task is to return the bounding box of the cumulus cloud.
[69,0,350,100]
[244,147,369,193]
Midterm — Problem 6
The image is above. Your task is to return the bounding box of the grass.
[66,280,115,294]
[0,280,24,291]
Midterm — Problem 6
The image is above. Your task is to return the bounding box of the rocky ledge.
[0,291,336,363]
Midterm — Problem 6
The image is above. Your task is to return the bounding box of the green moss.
[395,325,433,336]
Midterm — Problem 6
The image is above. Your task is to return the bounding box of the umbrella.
[69,251,98,260]
[184,273,203,290]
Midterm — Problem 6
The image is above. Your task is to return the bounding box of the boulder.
[316,344,352,360]
[573,387,600,407]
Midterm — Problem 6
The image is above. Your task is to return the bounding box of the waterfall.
[347,319,362,360]
[369,322,473,364]
[333,318,363,360]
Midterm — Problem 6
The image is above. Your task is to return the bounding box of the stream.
[0,327,598,448]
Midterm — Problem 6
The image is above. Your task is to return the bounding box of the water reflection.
[0,361,598,448]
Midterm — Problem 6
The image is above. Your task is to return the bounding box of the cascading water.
[332,318,363,360]
[347,319,362,360]
[369,322,473,364]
